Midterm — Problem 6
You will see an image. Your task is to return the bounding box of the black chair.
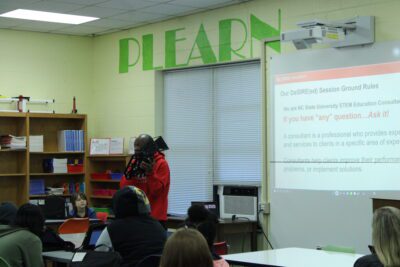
[135,254,161,267]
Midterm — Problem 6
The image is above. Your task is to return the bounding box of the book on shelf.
[29,135,43,152]
[43,158,68,173]
[0,135,26,149]
[110,137,124,154]
[57,130,84,152]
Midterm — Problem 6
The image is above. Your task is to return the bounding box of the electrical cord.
[257,209,274,249]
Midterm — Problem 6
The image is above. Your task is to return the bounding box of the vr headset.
[124,136,168,179]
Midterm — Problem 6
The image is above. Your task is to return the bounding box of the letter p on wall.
[119,38,140,73]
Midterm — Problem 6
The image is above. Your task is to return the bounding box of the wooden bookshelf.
[87,154,130,215]
[0,112,28,205]
[0,112,87,205]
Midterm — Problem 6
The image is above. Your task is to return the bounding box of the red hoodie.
[120,152,170,221]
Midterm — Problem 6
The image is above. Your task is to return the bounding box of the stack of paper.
[0,135,26,149]
[29,135,44,152]
[46,187,64,195]
[53,158,67,173]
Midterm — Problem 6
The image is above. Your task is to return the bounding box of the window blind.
[164,61,261,215]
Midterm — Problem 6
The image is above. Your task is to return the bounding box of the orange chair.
[58,218,89,234]
[96,212,108,223]
[213,241,228,255]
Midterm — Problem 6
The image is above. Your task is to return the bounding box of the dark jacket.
[96,186,166,267]
[354,254,383,267]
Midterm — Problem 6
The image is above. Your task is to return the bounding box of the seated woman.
[69,192,97,219]
[354,206,400,267]
[160,228,213,267]
[0,203,45,267]
[184,204,229,267]
[372,206,400,266]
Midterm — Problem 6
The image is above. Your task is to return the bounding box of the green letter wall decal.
[250,14,280,56]
[119,38,141,73]
[187,24,217,65]
[165,28,188,68]
[219,18,247,62]
[142,34,162,70]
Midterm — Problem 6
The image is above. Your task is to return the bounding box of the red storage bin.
[91,173,110,180]
[67,164,84,173]
[92,189,109,196]
[108,189,118,196]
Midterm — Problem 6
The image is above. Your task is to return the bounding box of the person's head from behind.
[372,206,400,267]
[160,228,213,267]
[112,186,150,219]
[134,134,157,156]
[187,204,217,226]
[14,203,45,237]
[71,192,88,212]
[0,202,17,225]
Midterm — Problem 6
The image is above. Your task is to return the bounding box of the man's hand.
[140,158,155,174]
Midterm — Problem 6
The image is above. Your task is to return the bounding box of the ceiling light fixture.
[0,9,98,24]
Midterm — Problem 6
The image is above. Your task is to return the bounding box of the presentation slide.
[273,61,400,191]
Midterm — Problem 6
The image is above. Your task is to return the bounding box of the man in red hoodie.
[120,134,170,228]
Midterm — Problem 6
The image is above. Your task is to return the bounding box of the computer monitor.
[81,224,107,250]
[191,201,218,218]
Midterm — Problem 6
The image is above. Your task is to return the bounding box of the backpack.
[70,251,122,267]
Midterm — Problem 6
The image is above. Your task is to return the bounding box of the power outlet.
[259,202,270,214]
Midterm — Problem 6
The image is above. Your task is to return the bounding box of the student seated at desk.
[185,204,229,267]
[69,192,97,219]
[160,228,213,267]
[95,186,166,266]
[354,206,400,267]
[0,203,44,267]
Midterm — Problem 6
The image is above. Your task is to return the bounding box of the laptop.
[80,223,107,250]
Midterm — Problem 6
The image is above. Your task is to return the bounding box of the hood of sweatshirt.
[0,225,22,238]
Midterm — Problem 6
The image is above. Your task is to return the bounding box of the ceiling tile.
[97,0,158,10]
[169,0,235,8]
[24,0,85,13]
[11,20,69,31]
[0,0,41,13]
[51,0,108,5]
[83,18,134,28]
[0,17,26,28]
[68,6,126,18]
[139,3,198,16]
[111,10,169,22]
[147,0,174,3]
[52,24,107,35]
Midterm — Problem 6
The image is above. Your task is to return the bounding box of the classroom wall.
[1,0,400,251]
[0,29,94,132]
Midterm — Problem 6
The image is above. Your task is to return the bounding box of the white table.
[223,247,364,267]
[60,233,86,248]
[42,251,75,264]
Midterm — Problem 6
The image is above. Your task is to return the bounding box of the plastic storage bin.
[67,164,84,173]
[91,173,110,180]
[110,173,123,180]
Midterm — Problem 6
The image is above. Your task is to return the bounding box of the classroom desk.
[166,216,258,251]
[223,247,364,267]
[45,219,101,231]
[43,251,74,264]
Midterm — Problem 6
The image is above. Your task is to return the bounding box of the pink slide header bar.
[275,61,400,85]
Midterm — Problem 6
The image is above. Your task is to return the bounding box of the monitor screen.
[88,229,102,246]
[191,201,218,218]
